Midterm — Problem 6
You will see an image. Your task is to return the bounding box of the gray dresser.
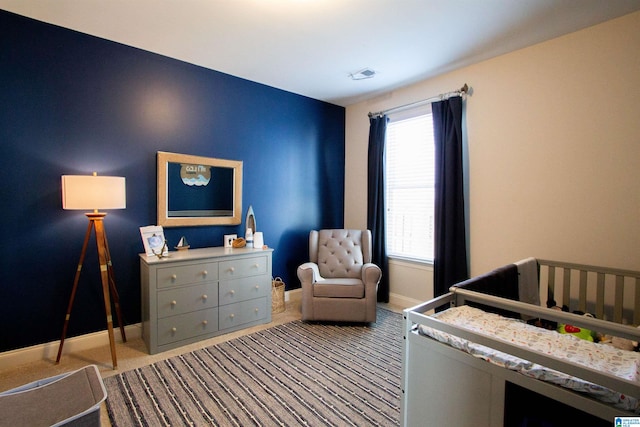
[140,247,273,354]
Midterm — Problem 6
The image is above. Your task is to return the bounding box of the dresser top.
[139,246,273,265]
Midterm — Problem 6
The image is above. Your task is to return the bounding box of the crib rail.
[538,259,640,325]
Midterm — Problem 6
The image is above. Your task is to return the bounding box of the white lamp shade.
[62,175,126,210]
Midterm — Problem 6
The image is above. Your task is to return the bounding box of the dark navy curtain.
[367,115,390,302]
[433,96,469,297]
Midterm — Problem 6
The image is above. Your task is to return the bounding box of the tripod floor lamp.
[57,173,127,369]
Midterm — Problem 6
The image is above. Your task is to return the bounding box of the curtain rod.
[368,83,469,118]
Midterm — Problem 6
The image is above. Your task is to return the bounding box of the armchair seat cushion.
[313,279,364,298]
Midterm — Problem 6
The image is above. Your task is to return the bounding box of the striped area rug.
[105,308,402,426]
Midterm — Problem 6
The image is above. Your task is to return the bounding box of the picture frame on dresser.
[140,225,166,256]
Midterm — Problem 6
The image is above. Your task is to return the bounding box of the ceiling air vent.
[349,68,376,80]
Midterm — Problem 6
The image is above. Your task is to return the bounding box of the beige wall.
[345,11,640,307]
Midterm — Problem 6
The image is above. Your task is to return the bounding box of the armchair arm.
[298,262,323,321]
[297,262,322,288]
[363,263,382,321]
[362,263,382,293]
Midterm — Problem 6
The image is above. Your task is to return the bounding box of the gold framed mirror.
[157,151,243,227]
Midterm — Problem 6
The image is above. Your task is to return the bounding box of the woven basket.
[271,277,285,314]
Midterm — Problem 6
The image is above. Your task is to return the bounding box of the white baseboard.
[285,288,301,303]
[0,323,142,371]
[2,290,304,371]
[388,292,423,310]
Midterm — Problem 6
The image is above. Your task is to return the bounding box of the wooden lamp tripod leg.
[56,214,125,370]
[101,222,127,343]
[56,219,93,364]
[93,217,118,369]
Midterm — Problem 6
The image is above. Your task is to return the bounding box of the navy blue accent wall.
[0,10,345,352]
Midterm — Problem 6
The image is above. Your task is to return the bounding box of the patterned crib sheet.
[418,305,640,413]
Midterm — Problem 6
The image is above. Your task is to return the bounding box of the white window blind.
[385,110,435,262]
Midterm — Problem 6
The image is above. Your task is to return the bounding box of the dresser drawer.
[219,297,268,330]
[219,256,268,280]
[157,308,219,346]
[157,282,218,318]
[156,262,218,289]
[219,276,270,306]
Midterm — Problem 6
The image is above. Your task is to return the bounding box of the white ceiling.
[2,0,640,106]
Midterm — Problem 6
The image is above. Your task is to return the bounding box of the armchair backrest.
[309,229,373,279]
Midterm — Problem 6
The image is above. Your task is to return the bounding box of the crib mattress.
[418,305,640,413]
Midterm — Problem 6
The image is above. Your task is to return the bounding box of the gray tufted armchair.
[297,229,382,322]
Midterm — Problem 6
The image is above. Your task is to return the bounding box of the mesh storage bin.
[0,365,106,427]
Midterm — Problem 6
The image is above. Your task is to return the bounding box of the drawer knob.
[171,300,177,306]
[254,308,259,313]
[255,285,259,290]
[229,267,235,273]
[171,274,177,281]
[171,327,177,333]
[254,263,259,268]
[230,290,235,295]
[202,294,208,301]
[202,320,208,326]
[202,270,208,277]
[230,313,235,319]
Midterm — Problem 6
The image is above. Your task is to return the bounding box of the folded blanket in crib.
[515,257,540,307]
[453,264,520,318]
[418,305,640,413]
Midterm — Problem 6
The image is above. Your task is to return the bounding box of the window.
[385,108,435,262]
